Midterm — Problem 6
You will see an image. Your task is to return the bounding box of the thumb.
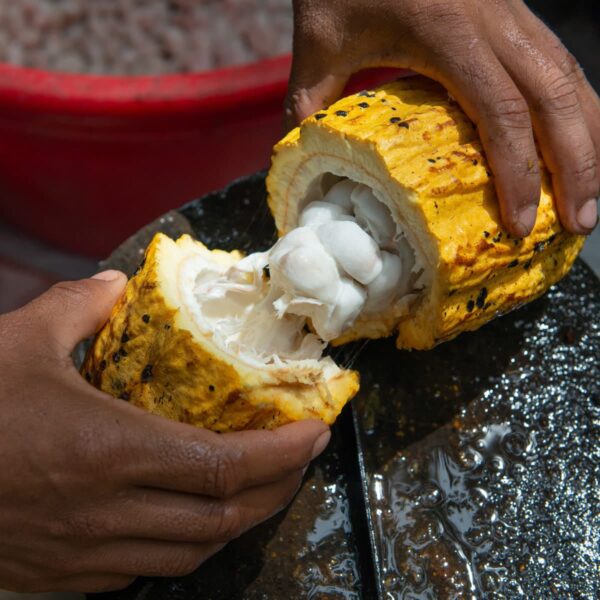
[284,49,349,132]
[25,270,127,354]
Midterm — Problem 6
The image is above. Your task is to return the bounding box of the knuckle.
[60,510,113,542]
[292,11,334,53]
[49,280,92,304]
[164,549,204,577]
[572,151,598,183]
[558,49,585,82]
[47,516,70,540]
[203,443,241,498]
[72,426,109,473]
[211,503,244,542]
[538,73,580,117]
[486,94,531,130]
[410,0,468,26]
[71,416,128,477]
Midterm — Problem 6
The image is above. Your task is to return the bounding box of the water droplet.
[458,447,482,470]
[471,487,489,508]
[473,506,496,530]
[407,459,421,477]
[481,570,501,591]
[420,483,444,508]
[490,455,505,473]
[466,526,491,546]
[409,517,443,548]
[502,432,528,458]
[510,463,526,482]
[493,522,508,540]
[545,462,564,483]
[410,565,425,585]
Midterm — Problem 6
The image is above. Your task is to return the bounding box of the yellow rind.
[267,76,584,350]
[82,233,359,432]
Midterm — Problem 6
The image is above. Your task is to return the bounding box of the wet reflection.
[354,262,600,599]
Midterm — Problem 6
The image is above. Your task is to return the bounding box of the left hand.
[286,0,600,238]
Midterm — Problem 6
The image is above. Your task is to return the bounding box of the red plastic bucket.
[0,55,400,256]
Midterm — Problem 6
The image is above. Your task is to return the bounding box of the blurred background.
[0,1,597,600]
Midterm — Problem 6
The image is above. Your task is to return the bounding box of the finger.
[73,469,303,544]
[124,415,330,498]
[49,573,135,593]
[21,270,127,355]
[515,3,600,153]
[285,8,349,129]
[285,67,349,130]
[79,541,224,579]
[487,16,598,234]
[431,44,541,237]
[514,4,600,231]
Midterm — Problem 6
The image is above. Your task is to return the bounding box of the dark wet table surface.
[92,173,599,600]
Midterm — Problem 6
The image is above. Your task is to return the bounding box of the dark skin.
[286,0,600,237]
[0,271,330,593]
[1,2,598,593]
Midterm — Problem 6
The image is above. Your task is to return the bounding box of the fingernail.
[577,198,598,231]
[515,205,538,237]
[92,270,122,282]
[311,430,331,460]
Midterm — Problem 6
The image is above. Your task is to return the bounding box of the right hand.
[287,0,600,237]
[0,271,331,593]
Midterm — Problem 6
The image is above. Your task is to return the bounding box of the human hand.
[0,272,330,593]
[287,0,600,237]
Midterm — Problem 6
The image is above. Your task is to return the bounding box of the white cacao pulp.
[192,177,419,365]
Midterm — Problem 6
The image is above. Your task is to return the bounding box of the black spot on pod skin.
[508,259,519,268]
[134,258,146,275]
[398,121,409,129]
[112,352,121,364]
[358,90,376,98]
[85,372,91,382]
[428,158,436,164]
[121,331,130,344]
[476,288,488,309]
[119,392,130,401]
[100,360,107,371]
[390,117,401,124]
[142,314,150,323]
[467,300,475,312]
[315,113,326,120]
[483,231,490,238]
[357,102,369,108]
[209,385,215,392]
[141,365,153,383]
[335,110,348,117]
